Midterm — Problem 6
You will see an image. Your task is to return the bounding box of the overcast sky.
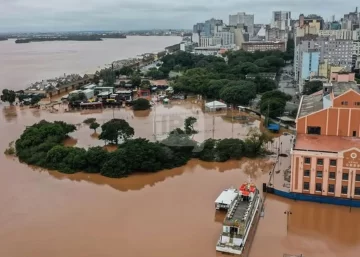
[0,0,358,32]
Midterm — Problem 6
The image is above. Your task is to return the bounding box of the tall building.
[265,26,288,41]
[199,36,222,47]
[319,29,354,40]
[291,72,360,200]
[229,12,255,37]
[271,11,291,31]
[193,23,205,33]
[214,30,235,46]
[301,50,320,81]
[203,18,223,37]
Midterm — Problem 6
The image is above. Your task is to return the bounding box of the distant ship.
[215,183,262,255]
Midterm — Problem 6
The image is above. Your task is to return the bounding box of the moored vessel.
[216,183,261,255]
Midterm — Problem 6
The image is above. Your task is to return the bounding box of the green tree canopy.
[302,80,323,95]
[1,89,16,105]
[119,66,134,76]
[260,90,292,118]
[219,82,257,106]
[130,75,141,88]
[90,122,100,132]
[99,119,134,144]
[132,98,151,111]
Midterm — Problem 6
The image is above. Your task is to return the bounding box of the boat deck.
[224,195,252,226]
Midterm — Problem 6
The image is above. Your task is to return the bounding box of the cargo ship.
[215,183,261,255]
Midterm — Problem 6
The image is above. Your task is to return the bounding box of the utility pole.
[212,100,215,139]
[284,211,292,234]
[231,104,234,138]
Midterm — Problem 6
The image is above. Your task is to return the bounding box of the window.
[316,171,323,178]
[329,172,336,179]
[355,187,360,196]
[317,159,324,165]
[341,185,348,194]
[353,131,357,137]
[356,174,360,182]
[328,184,335,193]
[330,160,337,166]
[303,182,310,190]
[342,173,349,180]
[315,183,322,192]
[304,157,311,164]
[304,170,310,177]
[307,126,321,135]
[341,101,348,106]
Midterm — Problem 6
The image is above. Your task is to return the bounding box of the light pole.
[284,211,292,234]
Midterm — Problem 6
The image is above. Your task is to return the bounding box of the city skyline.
[0,0,359,33]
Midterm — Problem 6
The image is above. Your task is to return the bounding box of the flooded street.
[1,103,360,257]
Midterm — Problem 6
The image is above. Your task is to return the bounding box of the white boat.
[215,187,238,210]
[216,183,262,255]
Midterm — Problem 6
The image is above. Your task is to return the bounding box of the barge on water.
[216,183,261,255]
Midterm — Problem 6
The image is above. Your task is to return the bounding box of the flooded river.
[0,36,181,91]
[1,103,360,257]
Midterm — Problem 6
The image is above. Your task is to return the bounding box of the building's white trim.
[337,109,340,136]
[348,108,352,136]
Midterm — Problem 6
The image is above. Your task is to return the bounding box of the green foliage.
[302,80,323,95]
[219,82,257,106]
[1,89,16,104]
[14,118,271,178]
[90,122,100,132]
[83,118,96,125]
[98,68,115,86]
[260,90,292,118]
[253,77,277,93]
[119,66,134,76]
[132,98,151,111]
[4,141,15,155]
[69,92,87,103]
[147,68,166,80]
[184,117,198,135]
[140,79,151,89]
[98,119,134,144]
[130,75,141,88]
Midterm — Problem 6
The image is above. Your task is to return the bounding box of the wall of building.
[297,104,360,137]
[291,149,360,199]
[301,51,320,80]
[330,72,355,82]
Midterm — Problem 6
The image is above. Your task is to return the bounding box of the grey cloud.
[0,0,359,32]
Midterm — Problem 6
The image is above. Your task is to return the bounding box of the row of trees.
[14,118,272,178]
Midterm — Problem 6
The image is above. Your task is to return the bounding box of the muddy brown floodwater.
[1,103,360,257]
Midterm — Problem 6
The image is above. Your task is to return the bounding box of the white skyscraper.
[229,12,255,37]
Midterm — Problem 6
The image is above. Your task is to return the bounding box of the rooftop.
[298,93,323,118]
[223,195,253,226]
[294,134,360,153]
[332,82,359,97]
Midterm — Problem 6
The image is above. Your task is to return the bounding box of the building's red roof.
[294,134,360,152]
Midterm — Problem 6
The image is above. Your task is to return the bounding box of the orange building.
[291,72,360,199]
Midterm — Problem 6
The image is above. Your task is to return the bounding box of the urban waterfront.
[1,27,360,257]
[0,36,181,92]
[1,103,360,257]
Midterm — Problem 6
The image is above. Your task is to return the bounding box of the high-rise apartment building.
[229,12,255,37]
[271,11,291,31]
[319,29,355,40]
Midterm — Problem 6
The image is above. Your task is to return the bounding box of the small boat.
[216,183,262,255]
[214,187,238,210]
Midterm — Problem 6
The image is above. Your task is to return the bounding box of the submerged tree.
[98,119,134,144]
[1,89,16,105]
[90,122,100,133]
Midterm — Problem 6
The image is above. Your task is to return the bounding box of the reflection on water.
[1,105,360,257]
